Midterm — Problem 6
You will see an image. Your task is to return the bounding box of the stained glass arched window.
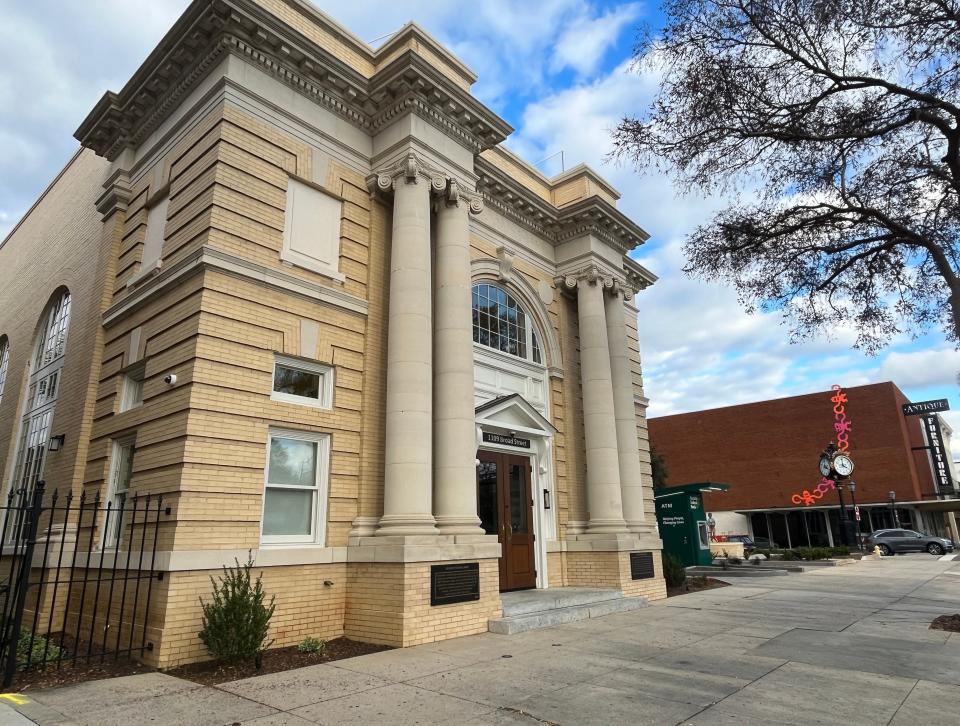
[472,283,543,364]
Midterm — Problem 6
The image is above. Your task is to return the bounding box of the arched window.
[0,337,9,408]
[472,283,543,364]
[8,291,72,498]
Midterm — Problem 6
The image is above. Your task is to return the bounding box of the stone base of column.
[348,516,380,537]
[585,518,630,534]
[344,534,502,647]
[626,520,657,536]
[373,514,438,536]
[434,515,485,535]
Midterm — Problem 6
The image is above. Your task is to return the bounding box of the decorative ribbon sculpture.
[790,385,850,506]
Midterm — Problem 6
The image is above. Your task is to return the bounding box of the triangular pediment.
[475,394,556,436]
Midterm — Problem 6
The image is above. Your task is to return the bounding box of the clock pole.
[822,442,856,547]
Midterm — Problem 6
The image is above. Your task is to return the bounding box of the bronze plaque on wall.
[630,552,655,580]
[431,562,480,606]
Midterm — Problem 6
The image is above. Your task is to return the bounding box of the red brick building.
[649,382,958,547]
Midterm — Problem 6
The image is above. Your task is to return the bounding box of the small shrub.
[199,555,276,668]
[17,630,64,668]
[663,553,686,588]
[778,549,800,561]
[298,637,327,655]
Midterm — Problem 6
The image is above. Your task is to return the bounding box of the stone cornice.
[75,0,512,160]
[475,156,651,258]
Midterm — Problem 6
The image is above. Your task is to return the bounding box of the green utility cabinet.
[654,483,729,567]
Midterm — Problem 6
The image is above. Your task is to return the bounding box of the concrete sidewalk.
[6,555,960,726]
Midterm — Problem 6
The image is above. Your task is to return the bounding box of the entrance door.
[477,450,536,591]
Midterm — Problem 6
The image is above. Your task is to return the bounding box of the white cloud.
[550,3,643,77]
[878,348,960,390]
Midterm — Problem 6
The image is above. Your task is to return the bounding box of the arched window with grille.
[0,336,9,408]
[8,291,72,498]
[471,283,543,364]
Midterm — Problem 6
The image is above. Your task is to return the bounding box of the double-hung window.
[105,438,136,548]
[271,355,333,408]
[261,430,329,545]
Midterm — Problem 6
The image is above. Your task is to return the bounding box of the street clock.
[833,453,854,477]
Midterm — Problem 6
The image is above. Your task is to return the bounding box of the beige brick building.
[0,0,664,667]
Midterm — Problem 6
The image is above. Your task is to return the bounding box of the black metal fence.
[0,482,163,687]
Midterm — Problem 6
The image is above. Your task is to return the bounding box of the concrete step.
[500,587,625,617]
[489,589,648,635]
[687,566,790,577]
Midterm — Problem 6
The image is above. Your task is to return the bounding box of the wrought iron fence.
[0,481,163,687]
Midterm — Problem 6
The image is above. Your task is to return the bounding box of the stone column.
[376,155,440,535]
[576,275,628,533]
[433,181,484,534]
[605,287,647,532]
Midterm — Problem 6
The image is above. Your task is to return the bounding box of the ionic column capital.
[553,265,626,295]
[370,153,484,215]
[439,178,484,214]
[371,152,447,194]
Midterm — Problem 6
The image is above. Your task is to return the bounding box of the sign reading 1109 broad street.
[902,399,950,416]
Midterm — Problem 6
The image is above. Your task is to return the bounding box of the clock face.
[819,457,832,477]
[833,454,854,476]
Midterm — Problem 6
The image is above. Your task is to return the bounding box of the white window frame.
[261,428,330,547]
[103,436,136,549]
[6,292,71,502]
[119,361,146,412]
[472,283,544,364]
[270,355,334,409]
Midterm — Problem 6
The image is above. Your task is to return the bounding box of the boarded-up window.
[281,178,342,280]
[141,193,169,272]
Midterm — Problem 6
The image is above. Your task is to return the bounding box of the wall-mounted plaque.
[630,552,655,580]
[482,432,531,449]
[431,562,480,606]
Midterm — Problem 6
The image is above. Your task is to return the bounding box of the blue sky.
[1,0,957,448]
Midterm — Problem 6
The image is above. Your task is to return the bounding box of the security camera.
[164,374,177,385]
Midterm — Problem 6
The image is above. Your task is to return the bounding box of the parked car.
[724,534,756,552]
[751,537,779,550]
[863,529,955,556]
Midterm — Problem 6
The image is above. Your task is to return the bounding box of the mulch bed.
[6,637,390,692]
[930,614,960,632]
[165,638,391,686]
[667,576,729,598]
[11,657,156,693]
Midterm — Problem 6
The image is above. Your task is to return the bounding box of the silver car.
[865,529,954,556]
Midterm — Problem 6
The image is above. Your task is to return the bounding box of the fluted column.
[576,275,628,533]
[433,180,484,534]
[376,155,440,535]
[605,287,647,531]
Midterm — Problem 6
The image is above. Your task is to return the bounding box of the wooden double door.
[477,450,536,591]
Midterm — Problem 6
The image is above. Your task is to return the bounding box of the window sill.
[279,254,346,284]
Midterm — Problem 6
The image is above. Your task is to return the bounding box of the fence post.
[2,482,45,688]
